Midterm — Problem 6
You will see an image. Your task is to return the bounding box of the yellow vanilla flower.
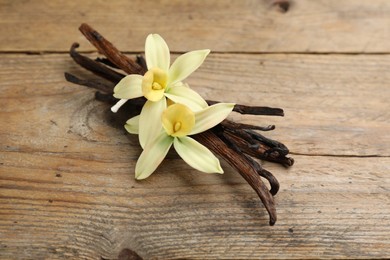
[125,102,235,180]
[111,34,210,148]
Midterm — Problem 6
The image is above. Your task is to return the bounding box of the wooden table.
[1,0,389,259]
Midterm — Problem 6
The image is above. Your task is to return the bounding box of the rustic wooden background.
[1,0,389,259]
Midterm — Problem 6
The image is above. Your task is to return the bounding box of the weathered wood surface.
[1,0,390,258]
[1,53,389,259]
[1,0,390,53]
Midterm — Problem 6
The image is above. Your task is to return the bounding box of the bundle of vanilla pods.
[65,24,294,225]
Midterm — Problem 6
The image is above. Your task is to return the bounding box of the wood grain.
[1,152,389,259]
[1,0,390,53]
[1,53,389,258]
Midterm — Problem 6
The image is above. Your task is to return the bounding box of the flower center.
[142,67,168,102]
[162,104,195,137]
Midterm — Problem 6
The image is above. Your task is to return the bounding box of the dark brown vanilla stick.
[215,127,280,196]
[79,23,146,75]
[208,100,284,116]
[66,23,294,225]
[64,72,114,93]
[70,43,125,83]
[222,126,294,167]
[194,131,277,225]
[220,137,279,198]
[221,121,275,131]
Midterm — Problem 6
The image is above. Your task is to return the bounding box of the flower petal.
[139,98,167,149]
[124,115,140,134]
[190,103,235,135]
[164,86,208,112]
[113,75,143,99]
[170,81,189,89]
[111,99,128,113]
[145,34,170,71]
[135,132,173,180]
[168,49,210,85]
[174,136,223,174]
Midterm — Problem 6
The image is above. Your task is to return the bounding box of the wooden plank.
[1,154,389,259]
[1,0,390,53]
[1,53,389,258]
[1,53,388,156]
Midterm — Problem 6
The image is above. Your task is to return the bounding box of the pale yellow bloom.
[111,34,210,148]
[126,103,235,180]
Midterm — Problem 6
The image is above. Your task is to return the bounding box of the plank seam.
[1,51,390,55]
[289,152,390,158]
